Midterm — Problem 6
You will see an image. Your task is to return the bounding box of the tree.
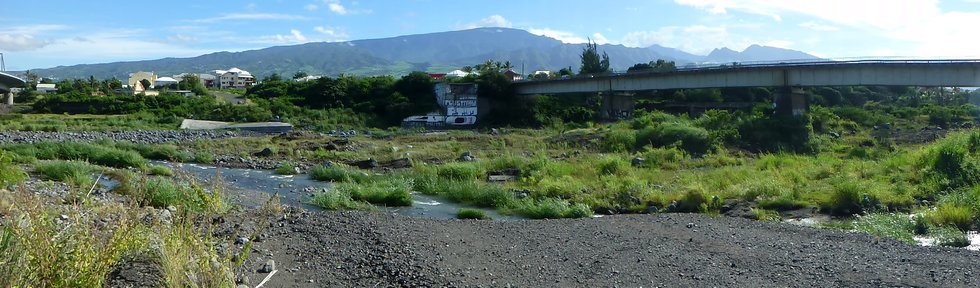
[292,71,309,80]
[579,39,610,74]
[558,67,574,77]
[628,59,676,73]
[178,74,209,96]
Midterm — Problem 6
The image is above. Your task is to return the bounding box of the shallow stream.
[153,161,519,220]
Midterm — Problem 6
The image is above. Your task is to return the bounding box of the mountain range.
[31,28,820,80]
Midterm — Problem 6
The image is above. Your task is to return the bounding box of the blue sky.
[2,0,980,70]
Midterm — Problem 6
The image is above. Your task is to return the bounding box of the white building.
[213,68,255,89]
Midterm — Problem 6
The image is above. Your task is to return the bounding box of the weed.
[147,165,174,176]
[516,198,592,219]
[930,226,970,247]
[0,151,26,187]
[311,189,370,210]
[852,213,916,244]
[457,208,490,220]
[596,156,629,176]
[437,162,481,181]
[310,164,368,183]
[749,208,782,221]
[823,179,867,216]
[34,160,95,187]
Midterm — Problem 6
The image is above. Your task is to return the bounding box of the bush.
[600,129,636,153]
[676,188,718,213]
[635,122,712,155]
[413,174,516,208]
[927,203,974,231]
[749,208,781,221]
[457,208,490,220]
[824,180,866,216]
[135,177,225,213]
[596,156,629,176]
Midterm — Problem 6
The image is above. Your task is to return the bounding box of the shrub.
[457,208,490,220]
[749,208,781,221]
[635,122,712,155]
[600,129,636,153]
[136,177,225,213]
[676,188,718,213]
[3,142,147,168]
[413,174,515,208]
[824,180,866,216]
[927,203,973,231]
[638,146,687,169]
[596,156,629,176]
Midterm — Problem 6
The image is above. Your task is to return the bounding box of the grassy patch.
[457,208,490,220]
[34,160,95,187]
[931,226,971,248]
[311,189,371,210]
[3,141,147,169]
[0,151,26,187]
[309,164,368,183]
[334,177,412,207]
[515,198,593,219]
[852,213,915,244]
[274,162,298,175]
[147,165,174,176]
[927,203,974,231]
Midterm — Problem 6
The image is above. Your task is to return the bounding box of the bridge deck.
[513,60,980,95]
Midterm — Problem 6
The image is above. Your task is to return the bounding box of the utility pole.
[0,53,5,71]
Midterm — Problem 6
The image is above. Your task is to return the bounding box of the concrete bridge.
[512,60,980,118]
[0,71,26,106]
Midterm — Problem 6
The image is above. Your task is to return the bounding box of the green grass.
[309,165,368,183]
[0,151,26,187]
[334,177,412,207]
[147,165,174,176]
[931,226,971,247]
[3,141,148,169]
[311,190,371,210]
[436,162,481,181]
[852,213,916,244]
[34,160,95,187]
[927,203,974,231]
[274,162,298,175]
[457,208,490,220]
[129,177,226,213]
[515,198,593,219]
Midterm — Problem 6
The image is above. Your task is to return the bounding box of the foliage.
[579,39,610,74]
[852,213,916,244]
[516,198,593,219]
[931,226,971,247]
[309,164,369,183]
[334,177,412,207]
[927,203,974,231]
[34,160,94,187]
[627,59,677,73]
[0,151,26,187]
[274,162,298,175]
[3,141,147,169]
[456,208,490,220]
[311,189,371,210]
[635,121,712,155]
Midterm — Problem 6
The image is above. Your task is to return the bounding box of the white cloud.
[763,39,793,49]
[457,15,512,29]
[190,13,312,23]
[674,0,980,57]
[799,21,839,32]
[323,0,348,15]
[314,26,349,41]
[290,29,307,42]
[0,25,67,52]
[528,28,607,44]
[305,4,319,11]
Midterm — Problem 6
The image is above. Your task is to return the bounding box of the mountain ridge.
[31,27,820,80]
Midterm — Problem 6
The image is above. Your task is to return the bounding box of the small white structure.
[154,77,179,87]
[213,67,255,89]
[36,83,57,93]
[446,70,470,78]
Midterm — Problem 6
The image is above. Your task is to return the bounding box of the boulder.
[350,158,378,169]
[253,148,273,157]
[259,260,276,273]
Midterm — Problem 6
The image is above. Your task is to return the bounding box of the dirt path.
[233,210,980,287]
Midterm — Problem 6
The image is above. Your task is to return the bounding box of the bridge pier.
[600,92,634,121]
[3,92,12,105]
[774,87,807,117]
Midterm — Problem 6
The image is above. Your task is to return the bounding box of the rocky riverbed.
[0,130,251,144]
[225,210,980,288]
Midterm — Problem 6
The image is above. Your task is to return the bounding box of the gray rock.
[254,148,274,157]
[236,237,250,245]
[259,259,276,273]
[631,157,645,167]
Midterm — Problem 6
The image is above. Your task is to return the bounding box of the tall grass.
[311,189,371,210]
[34,160,95,187]
[3,141,148,168]
[309,164,369,183]
[334,177,412,207]
[0,151,26,187]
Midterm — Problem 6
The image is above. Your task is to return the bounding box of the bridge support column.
[600,92,634,121]
[3,92,12,105]
[774,87,807,117]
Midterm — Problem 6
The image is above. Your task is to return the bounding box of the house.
[402,82,478,128]
[128,71,157,89]
[130,81,159,96]
[35,83,57,93]
[294,75,322,82]
[213,68,255,89]
[503,69,523,81]
[446,70,470,78]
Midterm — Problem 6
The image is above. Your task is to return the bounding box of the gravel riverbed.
[231,210,980,288]
[0,130,250,144]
